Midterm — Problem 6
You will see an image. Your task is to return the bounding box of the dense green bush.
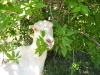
[0,0,100,74]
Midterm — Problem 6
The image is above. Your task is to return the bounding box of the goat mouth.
[48,45,53,49]
[47,44,53,49]
[45,41,54,49]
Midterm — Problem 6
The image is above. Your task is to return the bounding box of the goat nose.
[47,39,53,44]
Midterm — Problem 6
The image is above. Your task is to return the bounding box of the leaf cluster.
[35,30,49,56]
[4,51,21,64]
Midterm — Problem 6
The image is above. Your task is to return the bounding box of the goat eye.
[34,28,38,31]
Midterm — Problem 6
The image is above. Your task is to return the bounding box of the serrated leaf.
[5,52,12,59]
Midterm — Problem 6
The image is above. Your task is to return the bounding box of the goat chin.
[0,20,54,75]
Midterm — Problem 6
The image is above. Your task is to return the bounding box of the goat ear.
[29,25,34,29]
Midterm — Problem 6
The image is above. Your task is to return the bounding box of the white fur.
[0,20,54,75]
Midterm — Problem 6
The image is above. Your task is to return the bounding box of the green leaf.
[68,1,78,8]
[41,30,45,37]
[14,59,19,64]
[72,7,80,13]
[11,5,21,12]
[12,51,15,58]
[39,36,44,45]
[61,46,67,57]
[35,36,48,56]
[0,3,8,10]
[36,38,40,46]
[61,25,67,35]
[25,7,32,16]
[5,52,12,59]
[0,14,6,29]
[62,38,66,48]
[18,56,21,58]
[35,3,47,8]
[35,48,40,54]
[55,46,59,52]
[0,13,10,30]
[16,51,20,57]
[39,47,45,56]
[80,4,89,16]
[7,2,14,9]
[66,31,75,36]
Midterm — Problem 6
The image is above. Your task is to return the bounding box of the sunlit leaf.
[0,14,9,30]
[35,3,47,8]
[25,7,32,17]
[16,51,20,57]
[5,52,12,59]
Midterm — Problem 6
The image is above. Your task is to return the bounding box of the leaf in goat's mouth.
[35,36,49,56]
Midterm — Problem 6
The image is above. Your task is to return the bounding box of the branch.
[91,38,100,47]
[49,0,54,20]
[80,32,100,48]
[49,5,54,20]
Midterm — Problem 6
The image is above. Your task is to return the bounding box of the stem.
[73,49,75,63]
[49,3,54,20]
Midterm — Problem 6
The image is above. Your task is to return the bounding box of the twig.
[49,3,54,20]
[91,38,100,47]
[80,32,100,48]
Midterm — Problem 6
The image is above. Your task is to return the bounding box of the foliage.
[35,30,49,56]
[0,0,100,74]
[4,51,21,64]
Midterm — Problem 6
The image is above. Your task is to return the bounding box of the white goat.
[0,20,54,75]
